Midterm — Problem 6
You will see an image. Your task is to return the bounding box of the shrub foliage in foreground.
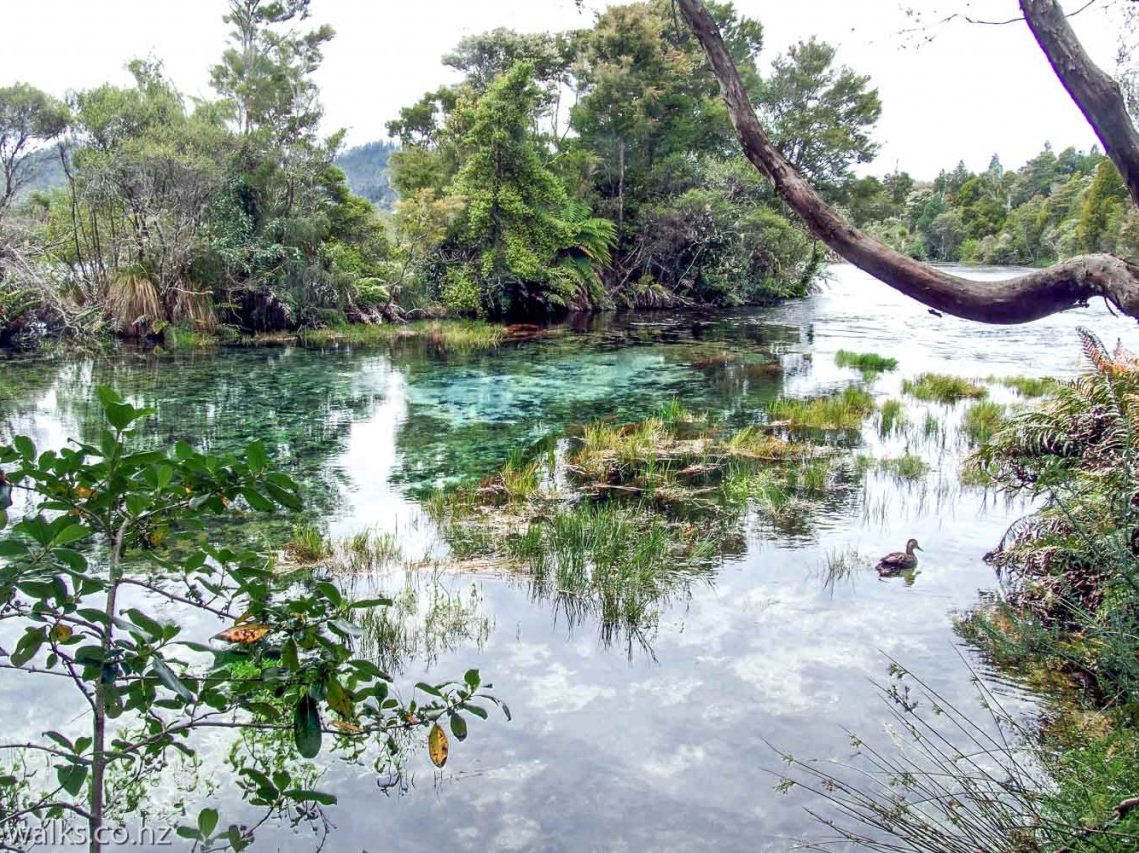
[0,388,502,850]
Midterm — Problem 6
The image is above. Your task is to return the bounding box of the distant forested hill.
[16,146,68,198]
[335,140,397,209]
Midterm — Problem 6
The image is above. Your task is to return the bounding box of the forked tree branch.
[675,0,1139,325]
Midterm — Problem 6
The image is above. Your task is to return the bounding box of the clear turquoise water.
[3,264,1138,851]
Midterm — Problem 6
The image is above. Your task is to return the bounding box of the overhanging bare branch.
[1020,0,1139,210]
[675,0,1139,325]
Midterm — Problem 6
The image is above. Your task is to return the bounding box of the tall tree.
[0,84,68,219]
[758,37,881,194]
[449,62,614,314]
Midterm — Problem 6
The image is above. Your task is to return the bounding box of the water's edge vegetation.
[1,0,1138,848]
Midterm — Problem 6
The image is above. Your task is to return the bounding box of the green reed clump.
[878,399,906,436]
[300,319,505,351]
[337,529,402,573]
[988,375,1059,398]
[442,522,495,560]
[506,502,718,643]
[285,521,331,564]
[768,386,876,430]
[922,411,942,439]
[835,349,898,375]
[778,659,1129,853]
[903,373,987,403]
[877,453,929,481]
[501,450,541,501]
[163,325,219,350]
[962,400,1006,445]
[356,578,491,673]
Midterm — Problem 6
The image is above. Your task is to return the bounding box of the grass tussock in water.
[877,399,906,436]
[962,400,1006,445]
[508,502,718,643]
[300,319,506,351]
[357,577,491,673]
[335,529,402,573]
[877,453,929,481]
[163,325,219,350]
[835,349,898,375]
[285,521,331,564]
[768,386,876,430]
[903,372,987,403]
[427,404,863,642]
[987,375,1059,398]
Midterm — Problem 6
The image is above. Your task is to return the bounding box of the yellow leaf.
[428,723,448,768]
[213,624,270,644]
[50,624,73,642]
[74,486,92,499]
[331,719,362,734]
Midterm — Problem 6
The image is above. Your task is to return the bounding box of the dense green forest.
[850,146,1138,266]
[0,0,885,346]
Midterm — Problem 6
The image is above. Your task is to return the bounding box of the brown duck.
[877,539,922,575]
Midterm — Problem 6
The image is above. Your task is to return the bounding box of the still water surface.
[3,263,1137,851]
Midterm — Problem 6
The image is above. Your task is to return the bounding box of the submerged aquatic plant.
[903,373,987,403]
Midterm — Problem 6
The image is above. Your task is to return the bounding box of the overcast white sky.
[0,0,1128,178]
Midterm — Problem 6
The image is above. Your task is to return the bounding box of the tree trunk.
[675,0,1139,325]
[1020,0,1139,211]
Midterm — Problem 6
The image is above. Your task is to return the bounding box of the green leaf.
[104,402,137,432]
[450,713,468,741]
[0,539,27,557]
[126,608,166,640]
[94,386,122,407]
[348,597,393,609]
[52,523,91,547]
[241,489,275,512]
[464,669,480,690]
[197,807,218,837]
[13,435,35,461]
[57,763,87,797]
[415,682,443,698]
[10,627,45,667]
[293,695,322,759]
[281,639,299,671]
[246,441,267,472]
[330,619,363,637]
[52,547,87,571]
[282,789,337,806]
[152,657,194,703]
[263,481,302,511]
